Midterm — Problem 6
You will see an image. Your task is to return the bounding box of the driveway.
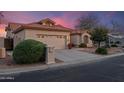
[55,49,101,63]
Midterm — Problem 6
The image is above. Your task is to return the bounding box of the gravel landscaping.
[0,52,60,69]
[77,47,124,55]
[0,54,45,69]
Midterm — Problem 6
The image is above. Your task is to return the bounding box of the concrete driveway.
[55,49,101,63]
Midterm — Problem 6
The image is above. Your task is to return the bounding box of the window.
[60,36,62,38]
[41,35,44,38]
[36,34,41,38]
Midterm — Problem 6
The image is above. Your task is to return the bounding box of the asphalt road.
[1,55,124,82]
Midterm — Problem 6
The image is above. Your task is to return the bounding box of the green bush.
[95,47,108,55]
[110,41,113,44]
[115,41,121,44]
[79,43,87,48]
[13,39,46,64]
[111,44,118,47]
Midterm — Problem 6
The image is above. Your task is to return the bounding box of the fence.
[4,38,13,50]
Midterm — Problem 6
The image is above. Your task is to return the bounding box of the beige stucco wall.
[71,32,93,47]
[25,29,70,49]
[13,30,25,48]
[13,29,70,49]
[71,35,81,46]
[81,32,93,47]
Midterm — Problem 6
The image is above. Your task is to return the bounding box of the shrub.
[115,41,121,44]
[111,44,118,47]
[95,47,108,55]
[68,43,73,49]
[13,39,46,64]
[79,43,87,48]
[71,43,75,47]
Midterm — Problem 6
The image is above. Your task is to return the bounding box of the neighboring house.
[6,23,22,39]
[71,30,93,47]
[108,33,124,47]
[6,18,72,49]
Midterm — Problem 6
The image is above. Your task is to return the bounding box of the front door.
[83,35,89,44]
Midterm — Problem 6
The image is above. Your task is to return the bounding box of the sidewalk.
[0,52,124,75]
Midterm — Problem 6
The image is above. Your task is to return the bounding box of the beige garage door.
[41,35,66,49]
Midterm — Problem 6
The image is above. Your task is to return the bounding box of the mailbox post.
[45,45,55,64]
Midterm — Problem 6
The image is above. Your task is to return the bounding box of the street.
[1,55,124,82]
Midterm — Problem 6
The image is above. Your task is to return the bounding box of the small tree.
[90,26,108,48]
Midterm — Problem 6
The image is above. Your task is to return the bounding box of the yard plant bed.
[0,53,62,69]
[0,54,45,69]
[78,47,124,55]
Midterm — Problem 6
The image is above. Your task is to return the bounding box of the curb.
[0,65,48,75]
[0,53,124,75]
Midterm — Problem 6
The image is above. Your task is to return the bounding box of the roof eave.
[13,26,73,34]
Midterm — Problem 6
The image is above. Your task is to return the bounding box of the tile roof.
[71,30,88,35]
[6,22,22,31]
[38,18,56,24]
[7,18,74,33]
[13,24,73,33]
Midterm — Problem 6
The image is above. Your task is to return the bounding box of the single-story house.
[108,33,124,47]
[71,30,93,47]
[6,18,93,49]
[6,18,72,49]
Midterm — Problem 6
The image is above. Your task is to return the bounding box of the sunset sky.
[0,11,124,37]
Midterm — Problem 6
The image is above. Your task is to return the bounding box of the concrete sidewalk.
[0,52,124,75]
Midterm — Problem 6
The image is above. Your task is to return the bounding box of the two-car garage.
[14,29,70,49]
[39,35,67,49]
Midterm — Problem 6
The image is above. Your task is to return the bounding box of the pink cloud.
[52,15,75,28]
[53,17,73,28]
[52,12,89,28]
